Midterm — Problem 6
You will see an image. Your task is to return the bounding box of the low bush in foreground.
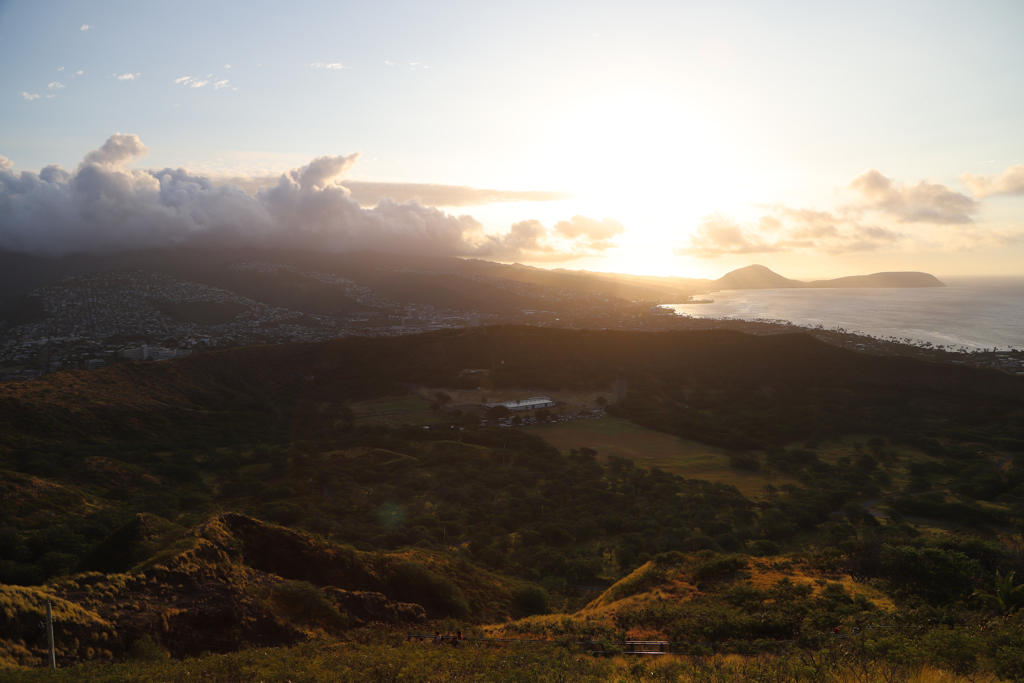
[3,629,1024,683]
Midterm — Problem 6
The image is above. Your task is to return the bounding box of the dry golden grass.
[489,552,897,640]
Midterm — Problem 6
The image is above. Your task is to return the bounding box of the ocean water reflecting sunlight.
[667,277,1024,350]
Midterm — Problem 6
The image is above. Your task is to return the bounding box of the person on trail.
[433,631,442,646]
[453,630,464,648]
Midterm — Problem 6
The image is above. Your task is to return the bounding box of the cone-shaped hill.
[712,264,945,289]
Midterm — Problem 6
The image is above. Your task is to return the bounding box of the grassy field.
[523,417,800,499]
[413,387,612,413]
[350,395,448,427]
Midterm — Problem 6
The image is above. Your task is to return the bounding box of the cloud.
[310,62,347,69]
[211,177,572,207]
[48,82,65,90]
[674,167,1018,259]
[224,64,231,69]
[675,213,787,258]
[0,156,13,170]
[73,70,83,77]
[553,215,625,251]
[483,220,553,257]
[0,133,599,262]
[341,182,571,207]
[677,206,906,259]
[849,169,976,224]
[115,73,139,81]
[80,132,149,167]
[80,24,91,31]
[478,215,624,262]
[961,165,1024,198]
[20,92,40,101]
[57,67,64,71]
[175,75,231,89]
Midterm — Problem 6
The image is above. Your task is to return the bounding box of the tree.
[485,405,512,420]
[975,571,1024,615]
[435,392,452,405]
[595,396,607,407]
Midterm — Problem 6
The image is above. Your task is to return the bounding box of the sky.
[2,0,1024,279]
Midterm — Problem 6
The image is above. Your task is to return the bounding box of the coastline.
[667,278,1024,352]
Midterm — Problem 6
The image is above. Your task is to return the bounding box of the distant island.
[712,264,946,290]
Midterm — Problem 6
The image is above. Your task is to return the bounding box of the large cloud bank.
[0,134,617,261]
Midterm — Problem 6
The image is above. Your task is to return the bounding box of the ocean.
[667,276,1024,351]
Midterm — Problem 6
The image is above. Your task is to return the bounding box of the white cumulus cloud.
[80,24,92,31]
[48,82,65,90]
[849,169,976,224]
[310,62,347,69]
[115,73,138,81]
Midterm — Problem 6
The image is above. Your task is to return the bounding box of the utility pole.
[45,601,56,669]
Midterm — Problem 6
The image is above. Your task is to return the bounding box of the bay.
[667,276,1024,351]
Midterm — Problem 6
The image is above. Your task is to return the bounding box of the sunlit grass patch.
[523,417,801,498]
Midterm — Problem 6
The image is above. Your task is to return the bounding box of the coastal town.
[2,262,1022,381]
[0,264,494,380]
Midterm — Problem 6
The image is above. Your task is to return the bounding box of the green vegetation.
[1,326,1023,679]
[4,628,1024,682]
[523,417,795,497]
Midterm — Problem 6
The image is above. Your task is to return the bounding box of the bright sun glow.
[528,92,750,233]
[479,91,760,275]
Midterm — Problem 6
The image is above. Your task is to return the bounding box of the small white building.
[482,397,556,412]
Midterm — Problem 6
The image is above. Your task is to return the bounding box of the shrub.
[747,540,781,556]
[513,585,549,616]
[129,635,169,661]
[728,453,761,471]
[388,561,469,618]
[692,555,747,581]
[270,580,353,630]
